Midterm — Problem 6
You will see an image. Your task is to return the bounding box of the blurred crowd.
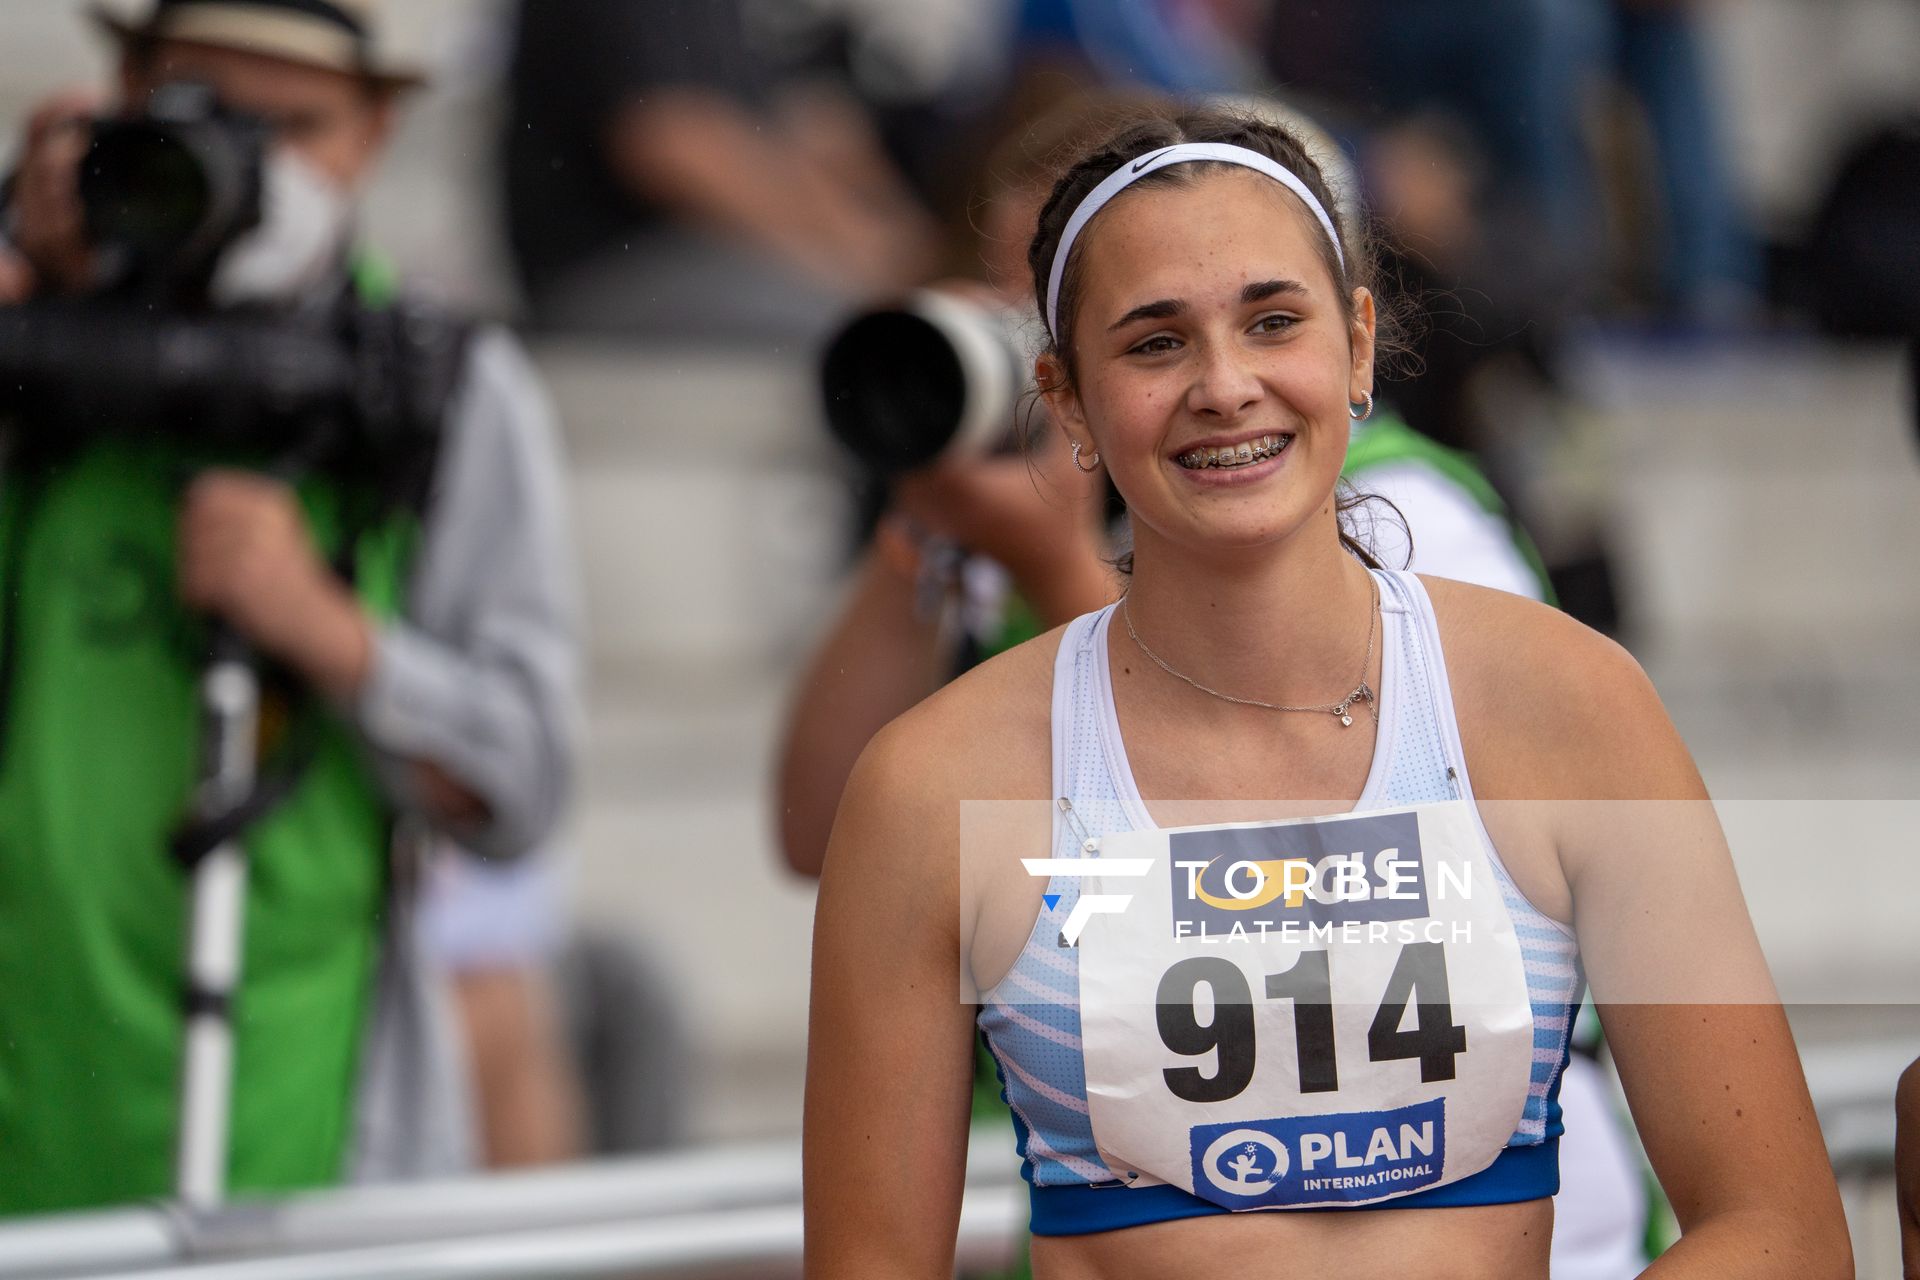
[1,0,1916,1265]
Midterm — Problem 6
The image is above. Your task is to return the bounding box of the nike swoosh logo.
[1131,148,1176,173]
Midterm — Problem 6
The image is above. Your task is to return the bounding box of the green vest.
[1343,413,1554,601]
[0,436,415,1215]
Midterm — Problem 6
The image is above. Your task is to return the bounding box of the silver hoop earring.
[1071,441,1101,473]
[1348,390,1374,422]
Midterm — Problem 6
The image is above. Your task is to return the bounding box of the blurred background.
[0,0,1917,1275]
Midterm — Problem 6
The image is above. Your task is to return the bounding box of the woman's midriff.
[1029,1197,1555,1279]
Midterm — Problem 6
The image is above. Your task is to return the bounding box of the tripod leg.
[175,650,258,1208]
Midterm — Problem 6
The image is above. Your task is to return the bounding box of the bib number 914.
[1155,942,1467,1103]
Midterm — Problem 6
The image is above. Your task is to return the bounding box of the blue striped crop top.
[975,568,1584,1236]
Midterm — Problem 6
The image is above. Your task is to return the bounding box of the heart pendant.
[1340,713,1354,727]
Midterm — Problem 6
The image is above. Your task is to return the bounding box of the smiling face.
[1043,167,1374,566]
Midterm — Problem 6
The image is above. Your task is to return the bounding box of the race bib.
[1076,801,1534,1210]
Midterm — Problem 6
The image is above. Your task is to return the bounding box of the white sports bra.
[976,568,1583,1235]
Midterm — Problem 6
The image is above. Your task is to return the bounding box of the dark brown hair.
[1026,102,1406,570]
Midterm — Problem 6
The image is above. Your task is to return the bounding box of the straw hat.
[90,0,427,90]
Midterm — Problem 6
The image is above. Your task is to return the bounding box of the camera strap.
[169,727,317,868]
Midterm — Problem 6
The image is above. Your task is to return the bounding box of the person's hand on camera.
[891,431,1112,627]
[776,429,1113,878]
[3,89,105,298]
[880,277,1114,624]
[177,470,372,699]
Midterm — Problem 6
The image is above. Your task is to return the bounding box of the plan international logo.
[1189,1098,1448,1208]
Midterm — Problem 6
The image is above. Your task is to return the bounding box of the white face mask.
[208,147,354,307]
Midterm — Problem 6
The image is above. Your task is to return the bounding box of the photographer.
[0,0,577,1214]
[776,390,1114,879]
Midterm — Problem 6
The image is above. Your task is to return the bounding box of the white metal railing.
[3,1038,1912,1279]
[17,1192,1027,1280]
[0,1128,1025,1279]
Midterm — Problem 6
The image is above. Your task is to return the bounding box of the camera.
[0,81,462,492]
[80,80,269,302]
[818,289,1038,474]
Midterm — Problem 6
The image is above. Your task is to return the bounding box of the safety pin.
[1056,796,1100,854]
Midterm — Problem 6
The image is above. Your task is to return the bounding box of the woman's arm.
[1432,578,1848,1277]
[803,718,982,1277]
[1896,1056,1920,1278]
[1546,633,1851,1278]
[776,549,952,878]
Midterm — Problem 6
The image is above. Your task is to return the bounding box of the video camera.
[0,81,464,492]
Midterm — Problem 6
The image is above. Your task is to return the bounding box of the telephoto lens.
[819,289,1037,474]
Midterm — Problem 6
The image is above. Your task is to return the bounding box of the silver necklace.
[1120,575,1380,727]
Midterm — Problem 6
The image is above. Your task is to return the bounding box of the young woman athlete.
[802,106,1849,1279]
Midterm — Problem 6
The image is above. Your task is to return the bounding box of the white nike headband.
[1043,142,1346,342]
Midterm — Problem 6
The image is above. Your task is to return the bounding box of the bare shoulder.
[1416,574,1634,699]
[1417,575,1704,801]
